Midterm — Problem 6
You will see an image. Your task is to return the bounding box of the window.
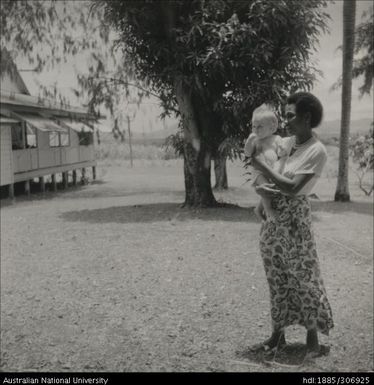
[12,123,25,150]
[49,131,60,147]
[60,132,70,147]
[49,131,70,147]
[25,123,37,148]
[78,131,93,146]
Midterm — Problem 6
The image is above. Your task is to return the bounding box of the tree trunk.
[214,155,228,190]
[335,0,356,202]
[175,80,217,207]
[183,141,216,207]
[159,6,216,207]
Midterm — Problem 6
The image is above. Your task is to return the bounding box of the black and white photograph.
[0,0,373,378]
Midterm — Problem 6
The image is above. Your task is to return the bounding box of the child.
[244,104,287,220]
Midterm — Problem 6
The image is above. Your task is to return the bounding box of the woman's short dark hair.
[287,92,323,128]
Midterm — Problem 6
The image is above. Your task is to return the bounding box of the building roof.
[0,49,30,95]
[0,48,103,122]
[0,90,98,120]
[0,115,19,125]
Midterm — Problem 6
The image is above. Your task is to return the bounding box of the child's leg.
[254,200,266,221]
[253,174,276,219]
[261,196,276,219]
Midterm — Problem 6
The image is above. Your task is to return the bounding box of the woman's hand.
[255,183,281,197]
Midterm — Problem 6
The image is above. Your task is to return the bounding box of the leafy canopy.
[102,0,330,144]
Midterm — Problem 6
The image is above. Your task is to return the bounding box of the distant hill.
[98,118,372,146]
[317,118,372,145]
[319,118,372,138]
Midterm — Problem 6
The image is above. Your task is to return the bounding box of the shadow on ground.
[58,200,374,226]
[61,202,258,224]
[236,343,331,368]
[0,182,106,207]
[311,200,373,216]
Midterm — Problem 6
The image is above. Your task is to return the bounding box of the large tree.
[101,0,329,207]
[1,0,330,207]
[335,0,357,202]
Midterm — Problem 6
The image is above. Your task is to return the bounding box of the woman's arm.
[251,156,314,195]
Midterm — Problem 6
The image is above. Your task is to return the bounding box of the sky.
[310,0,373,122]
[17,0,374,132]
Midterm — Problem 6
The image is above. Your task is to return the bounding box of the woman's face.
[285,104,311,136]
[285,104,299,136]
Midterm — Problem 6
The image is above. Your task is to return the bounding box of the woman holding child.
[245,92,334,357]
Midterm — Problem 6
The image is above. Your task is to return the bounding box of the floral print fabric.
[259,194,334,335]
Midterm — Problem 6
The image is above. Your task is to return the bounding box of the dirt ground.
[0,158,373,372]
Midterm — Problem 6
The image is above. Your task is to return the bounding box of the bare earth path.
[1,159,373,372]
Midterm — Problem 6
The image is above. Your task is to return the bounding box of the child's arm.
[275,136,292,174]
[244,133,258,157]
[252,156,315,196]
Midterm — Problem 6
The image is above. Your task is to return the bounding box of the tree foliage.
[102,0,329,143]
[332,6,373,96]
[352,6,373,95]
[100,0,330,206]
[1,0,331,206]
[0,0,147,120]
[349,125,374,196]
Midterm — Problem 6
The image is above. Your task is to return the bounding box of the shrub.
[349,124,374,196]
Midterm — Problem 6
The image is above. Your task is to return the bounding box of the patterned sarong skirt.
[259,195,334,335]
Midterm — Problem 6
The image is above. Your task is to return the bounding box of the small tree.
[349,125,374,196]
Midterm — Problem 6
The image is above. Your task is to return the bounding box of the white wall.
[0,125,14,186]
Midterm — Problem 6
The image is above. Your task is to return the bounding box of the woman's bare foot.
[306,329,319,353]
[305,328,331,358]
[250,330,286,352]
[305,345,331,359]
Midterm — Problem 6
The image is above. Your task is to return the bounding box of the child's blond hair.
[252,103,278,133]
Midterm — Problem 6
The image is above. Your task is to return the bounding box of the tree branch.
[88,76,179,114]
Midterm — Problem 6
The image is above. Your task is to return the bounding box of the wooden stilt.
[92,166,96,180]
[24,180,31,196]
[81,168,86,184]
[62,172,68,189]
[39,176,45,193]
[8,184,14,200]
[52,174,57,192]
[72,170,77,186]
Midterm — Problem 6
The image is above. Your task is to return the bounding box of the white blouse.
[279,136,327,196]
